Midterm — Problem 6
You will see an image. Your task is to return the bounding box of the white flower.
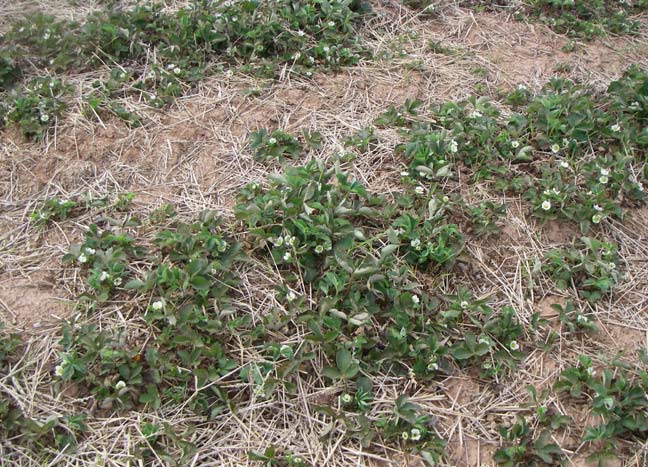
[551,143,560,153]
[77,253,88,264]
[296,30,305,37]
[517,84,527,91]
[271,236,284,247]
[442,195,450,203]
[541,200,551,211]
[586,367,596,377]
[323,46,330,53]
[401,431,409,441]
[592,214,602,224]
[284,235,296,246]
[599,175,609,184]
[637,183,644,192]
[449,139,458,153]
[152,300,163,311]
[410,238,421,250]
[306,71,313,77]
[308,56,315,63]
[54,365,64,377]
[543,189,552,196]
[400,171,410,177]
[115,380,126,390]
[511,140,520,148]
[113,277,122,286]
[84,247,96,255]
[40,114,49,123]
[99,271,110,282]
[286,291,297,302]
[593,204,603,211]
[42,31,50,40]
[314,245,324,254]
[341,393,353,404]
[469,110,482,118]
[608,262,616,270]
[560,161,569,169]
[328,21,335,27]
[610,124,621,132]
[576,314,589,324]
[173,67,181,75]
[552,188,561,195]
[414,186,425,195]
[268,137,277,145]
[283,252,292,262]
[410,428,422,441]
[427,362,439,371]
[225,69,233,78]
[293,51,301,60]
[460,301,469,309]
[600,168,609,176]
[509,341,520,351]
[411,294,420,305]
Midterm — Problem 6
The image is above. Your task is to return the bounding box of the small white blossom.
[541,200,551,211]
[551,143,560,153]
[552,188,561,195]
[592,214,602,224]
[610,124,621,132]
[99,271,110,282]
[600,168,609,176]
[152,300,163,311]
[410,428,422,441]
[599,175,609,184]
[411,294,420,305]
[328,21,335,27]
[268,137,277,145]
[509,341,520,351]
[576,314,589,324]
[593,204,603,211]
[42,31,51,40]
[341,393,353,404]
[271,236,284,247]
[296,30,305,37]
[84,247,96,255]
[460,301,469,309]
[40,114,50,123]
[560,161,569,169]
[427,362,439,371]
[608,262,616,270]
[400,171,410,177]
[586,367,596,377]
[410,238,422,250]
[323,46,330,53]
[54,365,64,377]
[637,183,644,192]
[78,253,88,264]
[442,195,450,203]
[115,380,126,390]
[401,431,409,441]
[283,252,292,262]
[511,140,520,148]
[113,277,122,286]
[414,186,425,195]
[284,234,296,246]
[449,139,458,153]
[286,291,297,302]
[315,245,324,254]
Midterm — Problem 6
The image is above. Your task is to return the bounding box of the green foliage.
[0,0,372,138]
[249,128,303,161]
[30,197,77,227]
[529,0,646,39]
[6,76,67,139]
[555,356,648,457]
[543,237,621,302]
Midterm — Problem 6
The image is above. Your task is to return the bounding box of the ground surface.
[1,1,648,466]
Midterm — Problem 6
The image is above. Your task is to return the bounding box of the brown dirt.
[0,275,69,331]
